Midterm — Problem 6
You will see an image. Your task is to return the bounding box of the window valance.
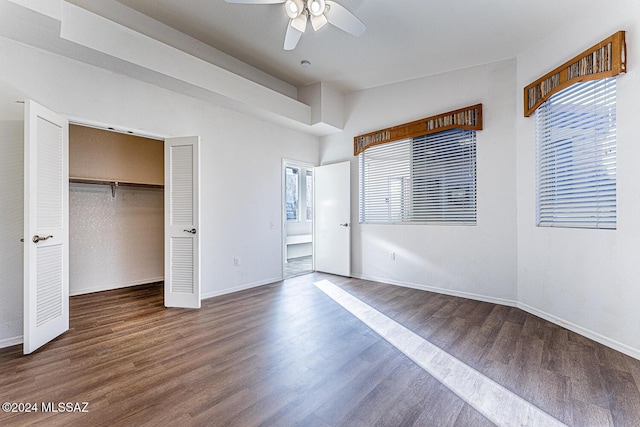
[524,31,626,117]
[353,104,483,156]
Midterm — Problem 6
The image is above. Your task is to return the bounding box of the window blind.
[535,77,617,229]
[359,129,476,224]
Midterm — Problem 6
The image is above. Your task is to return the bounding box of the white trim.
[518,302,640,361]
[201,277,282,300]
[67,117,165,141]
[69,277,164,297]
[0,335,23,349]
[354,274,518,307]
[282,158,316,169]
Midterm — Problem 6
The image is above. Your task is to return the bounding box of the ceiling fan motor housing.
[285,0,304,18]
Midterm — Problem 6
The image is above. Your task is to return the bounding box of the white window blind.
[359,129,476,224]
[535,77,616,229]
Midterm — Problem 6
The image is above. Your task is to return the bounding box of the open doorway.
[283,160,314,278]
[22,99,201,353]
[68,124,164,296]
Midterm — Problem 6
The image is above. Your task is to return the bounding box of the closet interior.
[69,124,164,296]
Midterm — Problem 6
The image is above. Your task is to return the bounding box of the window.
[285,166,313,222]
[285,166,299,221]
[305,170,313,221]
[359,129,476,224]
[535,77,617,229]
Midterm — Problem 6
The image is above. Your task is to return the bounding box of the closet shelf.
[69,177,164,197]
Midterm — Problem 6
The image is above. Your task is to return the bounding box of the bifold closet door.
[23,100,69,354]
[164,136,201,308]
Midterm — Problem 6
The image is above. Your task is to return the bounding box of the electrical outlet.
[233,257,240,267]
[389,252,396,260]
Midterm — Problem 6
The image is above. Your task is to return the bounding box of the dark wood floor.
[1,273,639,426]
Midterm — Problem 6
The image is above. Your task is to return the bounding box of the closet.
[68,124,164,296]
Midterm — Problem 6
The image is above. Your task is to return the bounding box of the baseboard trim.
[69,277,164,296]
[518,302,640,361]
[354,274,518,307]
[353,274,640,361]
[201,277,283,300]
[0,335,22,349]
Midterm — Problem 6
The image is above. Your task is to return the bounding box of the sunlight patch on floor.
[314,279,567,427]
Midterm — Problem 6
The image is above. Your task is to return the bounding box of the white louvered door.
[23,100,69,354]
[164,136,201,308]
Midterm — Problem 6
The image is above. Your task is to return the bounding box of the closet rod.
[69,177,164,197]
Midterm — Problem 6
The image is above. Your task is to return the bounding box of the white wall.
[515,1,640,357]
[321,59,518,304]
[0,36,319,344]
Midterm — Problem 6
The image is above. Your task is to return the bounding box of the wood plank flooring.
[0,273,639,426]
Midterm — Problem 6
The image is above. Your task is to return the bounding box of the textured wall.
[0,121,23,346]
[68,126,164,295]
[69,184,164,295]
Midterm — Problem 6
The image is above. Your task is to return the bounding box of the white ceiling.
[105,0,603,94]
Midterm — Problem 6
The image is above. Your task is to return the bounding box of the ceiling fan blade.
[291,13,307,33]
[310,13,328,31]
[284,20,303,50]
[224,0,285,4]
[325,1,366,37]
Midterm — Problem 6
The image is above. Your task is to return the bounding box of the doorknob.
[339,223,349,227]
[32,235,53,243]
[183,228,197,234]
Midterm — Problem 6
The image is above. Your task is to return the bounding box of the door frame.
[281,158,316,278]
[67,118,198,306]
[25,113,200,348]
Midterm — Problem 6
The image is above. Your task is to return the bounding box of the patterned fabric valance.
[524,31,626,117]
[353,104,483,156]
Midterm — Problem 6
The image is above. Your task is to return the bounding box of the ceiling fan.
[225,0,366,50]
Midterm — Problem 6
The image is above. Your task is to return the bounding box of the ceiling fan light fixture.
[226,0,366,51]
[307,0,325,17]
[285,0,304,19]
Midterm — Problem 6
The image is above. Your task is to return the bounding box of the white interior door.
[164,136,201,308]
[23,99,69,354]
[314,161,351,276]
